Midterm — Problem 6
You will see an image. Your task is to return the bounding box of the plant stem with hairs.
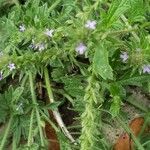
[27,109,35,146]
[44,67,75,143]
[80,76,102,150]
[29,72,45,147]
[0,115,13,150]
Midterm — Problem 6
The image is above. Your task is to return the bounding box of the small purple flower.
[142,64,150,74]
[29,39,45,51]
[8,63,16,71]
[120,51,129,62]
[38,43,45,51]
[19,24,26,32]
[29,43,35,49]
[44,29,54,37]
[29,39,36,49]
[75,43,87,55]
[85,20,96,30]
[0,71,2,81]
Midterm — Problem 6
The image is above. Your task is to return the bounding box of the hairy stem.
[121,15,140,42]
[48,0,61,12]
[44,67,75,143]
[80,76,102,150]
[0,115,13,150]
[27,109,35,146]
[101,27,138,39]
[12,134,17,150]
[40,110,59,132]
[29,72,45,147]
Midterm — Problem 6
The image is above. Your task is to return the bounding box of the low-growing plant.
[0,0,150,149]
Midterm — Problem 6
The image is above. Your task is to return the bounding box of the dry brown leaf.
[114,117,146,150]
[45,111,60,150]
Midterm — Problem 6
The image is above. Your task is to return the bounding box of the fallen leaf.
[114,117,147,150]
[113,133,131,150]
[129,117,144,136]
[45,110,60,150]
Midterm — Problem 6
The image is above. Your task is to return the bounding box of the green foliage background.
[0,0,150,149]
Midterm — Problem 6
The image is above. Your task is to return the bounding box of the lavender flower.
[0,71,2,81]
[120,51,129,62]
[142,64,150,74]
[19,24,26,32]
[38,43,45,51]
[29,43,35,49]
[34,43,45,51]
[44,29,54,37]
[8,63,16,71]
[75,43,87,54]
[85,20,96,30]
[29,39,36,49]
[29,39,45,51]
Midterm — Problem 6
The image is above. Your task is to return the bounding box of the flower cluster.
[28,29,54,51]
[75,20,97,55]
[29,40,46,51]
[1,20,97,80]
[120,51,150,74]
[0,17,149,81]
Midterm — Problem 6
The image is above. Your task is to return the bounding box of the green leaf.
[44,102,61,110]
[126,95,148,112]
[61,75,86,97]
[127,0,145,22]
[109,83,126,98]
[13,87,24,102]
[117,75,150,85]
[110,96,121,117]
[105,0,130,27]
[93,43,113,80]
